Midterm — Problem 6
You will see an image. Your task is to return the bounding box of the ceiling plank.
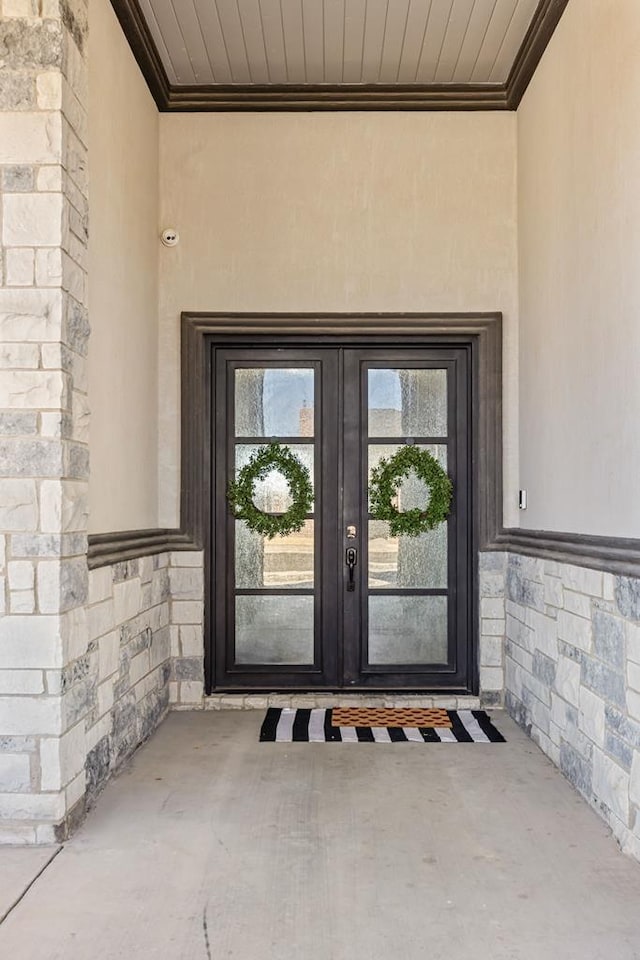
[415,0,453,83]
[396,0,432,83]
[191,0,234,83]
[301,0,325,83]
[171,0,216,83]
[148,0,197,82]
[378,0,411,84]
[361,0,388,83]
[342,0,367,83]
[470,0,519,82]
[213,0,252,82]
[280,0,306,82]
[236,0,271,82]
[323,0,346,86]
[451,0,497,83]
[434,0,476,82]
[259,0,288,82]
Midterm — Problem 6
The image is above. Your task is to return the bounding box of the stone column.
[0,0,89,842]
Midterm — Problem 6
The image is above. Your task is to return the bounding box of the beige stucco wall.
[518,0,640,537]
[158,112,519,528]
[87,0,159,533]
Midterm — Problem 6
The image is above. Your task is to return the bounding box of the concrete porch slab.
[0,711,639,959]
[0,848,60,923]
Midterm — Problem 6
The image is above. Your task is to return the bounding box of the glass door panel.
[232,366,316,667]
[342,349,469,690]
[212,345,470,692]
[366,372,450,668]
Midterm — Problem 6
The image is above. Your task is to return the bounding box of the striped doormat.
[259,708,505,742]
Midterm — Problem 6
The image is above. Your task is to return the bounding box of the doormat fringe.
[259,708,505,743]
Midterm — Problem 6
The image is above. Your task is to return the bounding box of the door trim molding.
[179,312,501,694]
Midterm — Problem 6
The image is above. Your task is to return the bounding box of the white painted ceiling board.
[434,0,476,82]
[173,0,215,82]
[259,0,288,83]
[378,0,411,84]
[213,0,252,82]
[323,0,345,84]
[302,0,325,83]
[395,0,433,83]
[191,0,233,82]
[141,0,542,87]
[451,0,497,82]
[143,0,193,81]
[470,0,518,81]
[280,0,305,81]
[415,0,453,82]
[236,0,270,83]
[342,0,367,83]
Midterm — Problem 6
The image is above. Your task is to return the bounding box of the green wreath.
[369,445,452,538]
[227,442,313,539]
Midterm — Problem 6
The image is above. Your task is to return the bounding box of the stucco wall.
[158,112,519,529]
[517,0,640,537]
[87,0,159,533]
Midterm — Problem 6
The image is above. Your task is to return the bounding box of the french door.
[212,345,472,691]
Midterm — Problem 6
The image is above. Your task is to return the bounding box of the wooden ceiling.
[110,0,570,110]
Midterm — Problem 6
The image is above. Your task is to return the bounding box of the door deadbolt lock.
[346,525,357,539]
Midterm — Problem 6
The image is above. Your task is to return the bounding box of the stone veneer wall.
[479,553,507,706]
[168,550,205,708]
[82,555,173,808]
[0,546,203,842]
[0,1,91,842]
[0,3,208,843]
[502,552,640,862]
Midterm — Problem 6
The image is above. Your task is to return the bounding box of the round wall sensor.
[161,228,179,247]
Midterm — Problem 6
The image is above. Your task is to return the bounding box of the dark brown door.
[211,346,471,691]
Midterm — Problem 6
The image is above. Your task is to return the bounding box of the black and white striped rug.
[259,708,505,743]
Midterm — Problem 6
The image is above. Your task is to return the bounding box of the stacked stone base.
[500,552,640,862]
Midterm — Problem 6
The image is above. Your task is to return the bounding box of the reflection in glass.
[235,445,314,513]
[236,520,314,589]
[368,520,447,589]
[235,595,314,664]
[368,596,448,664]
[235,368,315,437]
[368,444,447,514]
[368,368,447,437]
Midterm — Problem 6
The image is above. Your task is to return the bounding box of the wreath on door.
[368,445,452,537]
[227,442,313,539]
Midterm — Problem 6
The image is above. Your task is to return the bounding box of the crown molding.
[110,0,570,113]
[506,0,571,108]
[166,83,508,113]
[109,0,170,109]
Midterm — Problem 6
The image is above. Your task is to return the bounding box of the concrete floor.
[1,711,639,959]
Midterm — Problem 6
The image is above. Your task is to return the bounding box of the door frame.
[179,313,503,695]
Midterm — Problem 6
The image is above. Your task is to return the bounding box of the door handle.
[345,547,357,592]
